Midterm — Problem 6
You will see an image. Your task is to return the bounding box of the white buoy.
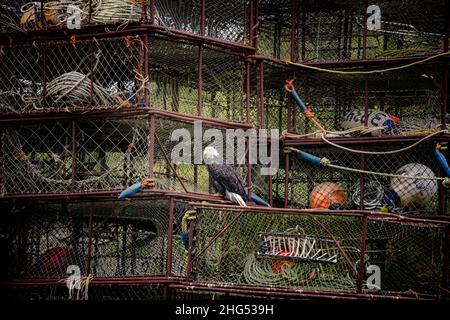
[390,163,438,207]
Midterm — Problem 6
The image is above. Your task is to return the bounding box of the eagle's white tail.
[225,190,247,207]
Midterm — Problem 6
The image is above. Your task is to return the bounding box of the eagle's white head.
[203,146,222,164]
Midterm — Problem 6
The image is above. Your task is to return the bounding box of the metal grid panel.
[202,47,245,122]
[155,0,200,33]
[193,208,362,293]
[257,0,446,62]
[1,117,150,195]
[364,218,445,295]
[148,38,199,114]
[204,0,246,43]
[259,62,444,135]
[192,207,447,297]
[153,117,248,194]
[0,37,143,114]
[8,203,89,279]
[89,200,169,277]
[365,0,446,59]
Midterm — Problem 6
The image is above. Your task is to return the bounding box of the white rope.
[320,130,449,155]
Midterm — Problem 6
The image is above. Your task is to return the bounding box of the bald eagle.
[203,146,249,206]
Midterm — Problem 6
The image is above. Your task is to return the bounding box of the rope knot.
[320,157,331,166]
[443,177,450,188]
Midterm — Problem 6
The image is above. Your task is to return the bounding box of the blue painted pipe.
[245,188,270,206]
[294,150,322,166]
[435,149,450,177]
[118,182,142,200]
[290,88,307,113]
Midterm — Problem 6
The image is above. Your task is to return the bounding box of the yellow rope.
[285,51,450,75]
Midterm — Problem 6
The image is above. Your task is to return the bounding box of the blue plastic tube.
[118,182,142,199]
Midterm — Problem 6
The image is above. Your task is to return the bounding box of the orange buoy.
[309,182,347,209]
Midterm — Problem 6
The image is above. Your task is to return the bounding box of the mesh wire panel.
[193,208,362,293]
[257,0,446,62]
[364,0,446,59]
[192,207,447,297]
[1,117,150,194]
[148,38,199,114]
[286,141,443,214]
[0,37,143,114]
[88,200,169,277]
[204,0,246,43]
[8,203,89,279]
[259,62,444,135]
[153,117,248,194]
[155,0,200,33]
[4,199,190,279]
[364,218,445,295]
[202,47,245,122]
[148,38,246,122]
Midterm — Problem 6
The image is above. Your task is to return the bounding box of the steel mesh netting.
[153,117,248,194]
[1,116,150,195]
[6,284,164,300]
[364,0,446,59]
[257,0,291,60]
[363,217,446,296]
[366,63,443,134]
[202,47,245,122]
[148,38,199,114]
[6,203,89,279]
[259,62,444,135]
[192,207,448,296]
[287,146,360,210]
[0,36,142,114]
[148,38,246,123]
[299,0,363,62]
[192,208,363,293]
[155,0,200,33]
[287,141,444,214]
[88,200,170,277]
[257,0,446,62]
[204,0,246,43]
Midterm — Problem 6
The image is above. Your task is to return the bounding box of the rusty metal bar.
[190,203,450,225]
[198,45,203,116]
[168,283,431,301]
[143,33,149,108]
[154,131,188,193]
[190,211,244,265]
[258,61,265,128]
[290,0,298,63]
[284,153,289,208]
[362,0,368,59]
[249,0,254,47]
[247,137,252,200]
[186,217,196,281]
[245,59,251,123]
[167,197,174,276]
[150,0,155,24]
[200,0,206,36]
[357,213,368,293]
[86,203,94,275]
[441,226,450,296]
[148,115,155,179]
[254,0,259,50]
[1,26,256,54]
[71,121,77,192]
[268,139,273,206]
